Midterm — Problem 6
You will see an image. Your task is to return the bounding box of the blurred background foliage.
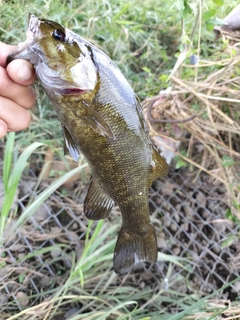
[1,0,239,153]
[1,0,239,98]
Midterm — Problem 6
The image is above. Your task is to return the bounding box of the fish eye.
[52,29,66,41]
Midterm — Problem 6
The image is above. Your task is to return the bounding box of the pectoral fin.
[149,147,168,184]
[74,104,115,140]
[62,125,80,162]
[84,176,114,220]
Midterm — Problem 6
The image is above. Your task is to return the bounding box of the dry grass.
[143,34,240,219]
[184,299,240,320]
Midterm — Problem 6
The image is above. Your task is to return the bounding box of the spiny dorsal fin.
[84,176,114,220]
[62,125,80,162]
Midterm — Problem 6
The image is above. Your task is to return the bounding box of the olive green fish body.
[7,14,168,273]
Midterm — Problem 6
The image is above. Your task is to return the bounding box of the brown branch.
[147,99,197,124]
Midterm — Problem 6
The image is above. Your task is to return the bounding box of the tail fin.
[113,223,157,274]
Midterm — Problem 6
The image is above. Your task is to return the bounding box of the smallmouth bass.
[7,14,168,274]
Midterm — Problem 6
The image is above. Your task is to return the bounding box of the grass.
[0,132,44,239]
[1,0,240,319]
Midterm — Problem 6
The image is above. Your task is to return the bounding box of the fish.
[7,14,168,274]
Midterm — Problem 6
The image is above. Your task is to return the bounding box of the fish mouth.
[7,14,42,65]
[27,14,40,43]
[7,41,40,65]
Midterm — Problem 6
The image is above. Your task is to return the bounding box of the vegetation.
[1,0,240,319]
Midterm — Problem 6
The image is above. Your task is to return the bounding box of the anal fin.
[84,176,114,220]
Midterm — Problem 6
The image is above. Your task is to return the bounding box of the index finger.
[0,42,17,67]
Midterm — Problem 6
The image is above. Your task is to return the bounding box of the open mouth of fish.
[7,14,43,66]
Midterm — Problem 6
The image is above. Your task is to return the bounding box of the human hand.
[0,42,36,138]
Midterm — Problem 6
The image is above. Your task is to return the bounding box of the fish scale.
[7,14,168,274]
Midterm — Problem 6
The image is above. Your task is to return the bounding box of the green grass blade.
[169,276,240,320]
[8,142,44,190]
[15,163,89,228]
[3,132,15,187]
[1,140,44,236]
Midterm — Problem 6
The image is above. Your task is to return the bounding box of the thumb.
[7,59,36,86]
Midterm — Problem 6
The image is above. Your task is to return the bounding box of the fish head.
[7,14,98,93]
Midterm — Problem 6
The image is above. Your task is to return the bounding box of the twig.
[147,100,197,124]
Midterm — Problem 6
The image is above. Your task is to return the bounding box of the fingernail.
[17,63,32,81]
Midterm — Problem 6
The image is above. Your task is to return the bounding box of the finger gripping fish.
[7,14,168,274]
